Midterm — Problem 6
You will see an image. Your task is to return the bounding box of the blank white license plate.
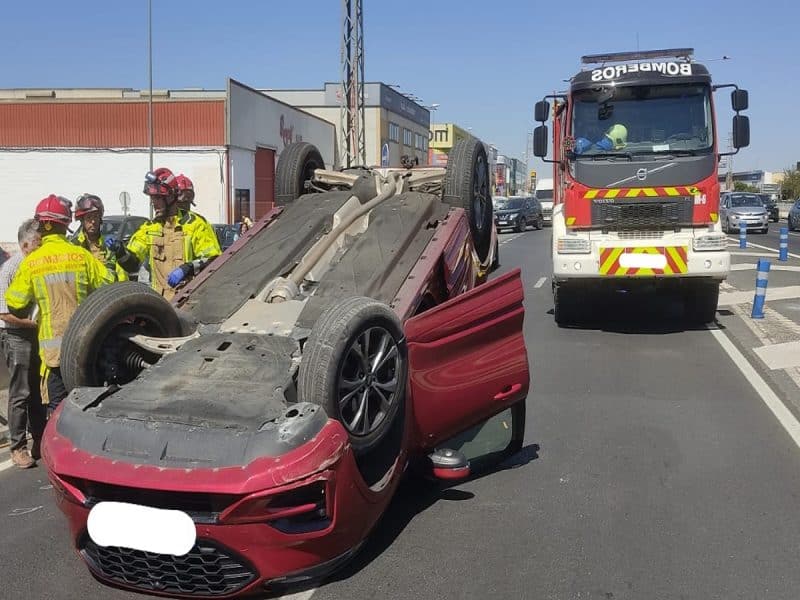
[618,252,667,269]
[87,501,196,556]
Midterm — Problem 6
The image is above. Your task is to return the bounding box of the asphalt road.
[3,226,800,599]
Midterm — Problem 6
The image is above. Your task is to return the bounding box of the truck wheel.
[275,142,325,206]
[684,281,719,325]
[554,284,581,327]
[60,282,185,391]
[444,138,493,264]
[298,297,408,455]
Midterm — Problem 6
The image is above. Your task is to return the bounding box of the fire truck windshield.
[570,84,713,158]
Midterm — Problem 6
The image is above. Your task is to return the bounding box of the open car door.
[404,268,529,449]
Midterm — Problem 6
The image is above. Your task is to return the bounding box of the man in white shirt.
[0,220,45,468]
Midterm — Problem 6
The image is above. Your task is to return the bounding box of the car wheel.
[684,281,719,325]
[60,282,185,391]
[298,297,408,455]
[443,138,493,264]
[514,217,524,233]
[537,216,544,230]
[274,142,325,206]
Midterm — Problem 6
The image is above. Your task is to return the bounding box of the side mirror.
[733,115,750,148]
[731,89,748,112]
[534,100,550,122]
[533,125,549,158]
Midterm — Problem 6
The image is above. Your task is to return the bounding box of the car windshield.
[503,198,525,209]
[730,194,762,207]
[536,189,554,201]
[493,197,509,208]
[571,83,713,157]
[99,221,122,237]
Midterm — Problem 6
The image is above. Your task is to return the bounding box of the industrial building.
[0,80,335,246]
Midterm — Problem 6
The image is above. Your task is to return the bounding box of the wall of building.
[0,149,226,246]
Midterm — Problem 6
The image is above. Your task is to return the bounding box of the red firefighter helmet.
[143,167,178,198]
[175,174,195,203]
[74,194,104,219]
[34,194,73,226]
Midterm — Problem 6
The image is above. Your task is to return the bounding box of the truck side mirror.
[534,100,550,122]
[732,115,750,148]
[533,125,549,158]
[731,89,748,112]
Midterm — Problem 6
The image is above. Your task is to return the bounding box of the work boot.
[30,438,41,461]
[11,448,35,469]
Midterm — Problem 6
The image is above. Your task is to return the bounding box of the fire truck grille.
[591,197,693,231]
[80,537,257,597]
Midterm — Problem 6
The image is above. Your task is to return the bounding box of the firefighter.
[108,168,221,300]
[72,194,128,281]
[575,123,628,155]
[5,195,117,416]
[174,174,208,221]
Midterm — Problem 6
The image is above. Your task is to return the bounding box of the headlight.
[692,234,727,251]
[507,212,518,218]
[557,237,591,254]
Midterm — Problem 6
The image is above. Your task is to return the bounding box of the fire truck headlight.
[557,237,591,254]
[692,234,727,252]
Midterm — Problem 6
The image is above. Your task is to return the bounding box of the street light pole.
[148,0,154,171]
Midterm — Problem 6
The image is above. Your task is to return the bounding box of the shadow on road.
[547,291,727,335]
[326,443,540,584]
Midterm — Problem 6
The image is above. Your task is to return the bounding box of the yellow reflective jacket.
[126,210,220,299]
[5,234,116,369]
[73,230,129,282]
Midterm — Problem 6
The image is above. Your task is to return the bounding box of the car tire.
[443,138,493,264]
[684,281,719,325]
[298,296,408,455]
[554,284,581,327]
[60,282,185,391]
[537,216,544,230]
[274,142,325,207]
[514,218,524,233]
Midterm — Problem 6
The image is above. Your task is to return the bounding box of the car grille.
[81,536,257,597]
[592,196,693,231]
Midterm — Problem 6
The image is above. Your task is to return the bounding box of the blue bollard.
[739,221,747,249]
[779,227,789,262]
[751,259,770,319]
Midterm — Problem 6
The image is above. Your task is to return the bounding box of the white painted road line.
[727,237,800,260]
[709,326,800,450]
[729,250,777,257]
[730,263,800,272]
[534,277,547,289]
[0,458,13,473]
[281,591,316,600]
[754,341,800,370]
[718,285,800,306]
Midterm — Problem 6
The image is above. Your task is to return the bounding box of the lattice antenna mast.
[340,0,366,167]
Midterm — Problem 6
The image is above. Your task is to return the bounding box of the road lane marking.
[534,277,547,288]
[0,458,13,473]
[708,326,800,450]
[754,341,800,370]
[730,264,800,272]
[281,591,316,600]
[727,237,800,259]
[718,285,800,306]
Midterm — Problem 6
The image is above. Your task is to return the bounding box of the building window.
[403,128,413,147]
[414,133,429,151]
[234,188,250,222]
[389,122,400,143]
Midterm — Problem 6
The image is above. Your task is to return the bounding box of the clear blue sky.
[2,0,795,174]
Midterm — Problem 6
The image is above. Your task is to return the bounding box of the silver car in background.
[720,192,769,234]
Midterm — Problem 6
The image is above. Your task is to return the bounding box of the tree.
[733,181,759,193]
[781,167,800,200]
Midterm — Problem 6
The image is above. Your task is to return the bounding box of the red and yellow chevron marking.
[599,246,688,276]
[584,186,699,199]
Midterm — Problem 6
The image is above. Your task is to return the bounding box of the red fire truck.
[533,48,750,326]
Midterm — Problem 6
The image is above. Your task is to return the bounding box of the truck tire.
[554,284,581,327]
[61,282,184,391]
[443,138,493,264]
[298,297,408,455]
[684,281,719,325]
[275,142,325,206]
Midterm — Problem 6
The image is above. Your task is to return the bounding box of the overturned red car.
[42,138,530,598]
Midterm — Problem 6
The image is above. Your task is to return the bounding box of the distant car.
[758,193,780,223]
[789,199,800,231]
[213,223,242,251]
[720,192,769,234]
[494,196,544,232]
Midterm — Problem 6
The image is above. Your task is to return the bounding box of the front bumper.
[553,244,730,282]
[43,418,401,598]
[728,215,769,229]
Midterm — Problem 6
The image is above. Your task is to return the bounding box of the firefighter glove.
[105,237,126,258]
[167,263,193,288]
